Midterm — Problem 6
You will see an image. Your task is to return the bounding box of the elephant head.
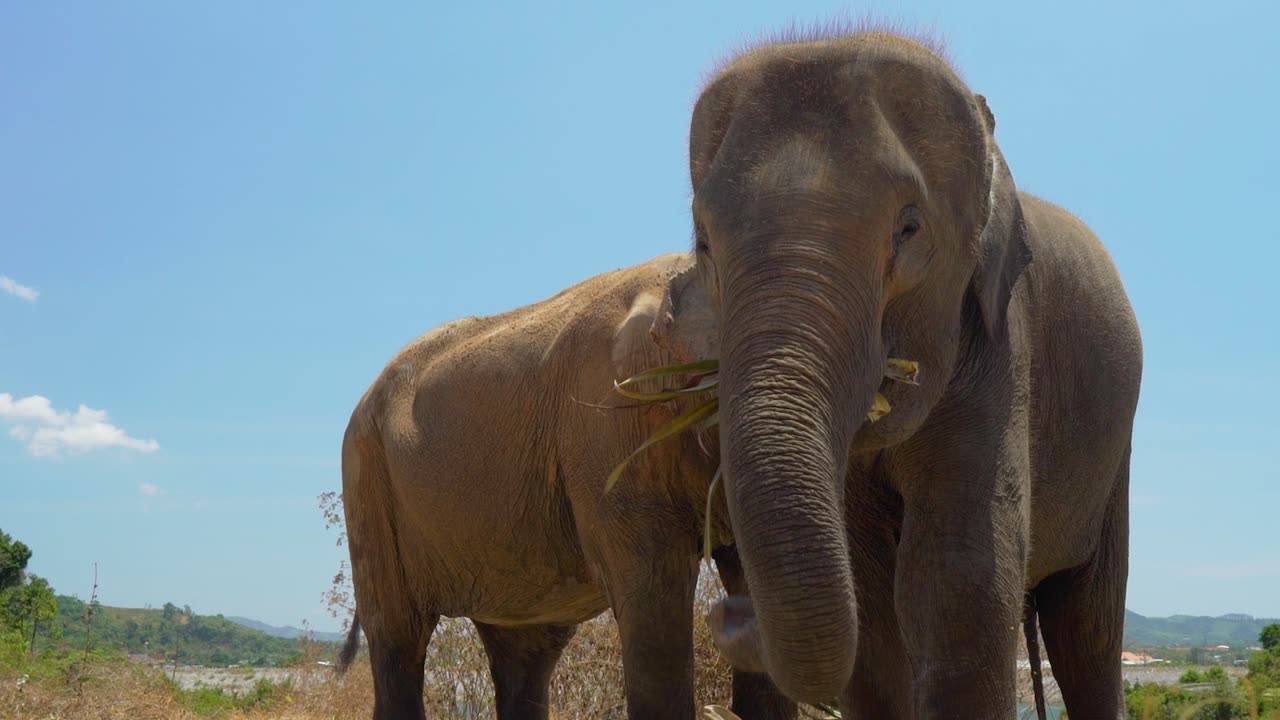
[688,32,1031,701]
[611,254,720,392]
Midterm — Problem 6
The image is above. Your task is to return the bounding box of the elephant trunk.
[718,255,885,703]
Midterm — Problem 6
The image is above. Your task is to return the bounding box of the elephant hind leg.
[1036,460,1130,720]
[367,611,438,720]
[474,621,577,720]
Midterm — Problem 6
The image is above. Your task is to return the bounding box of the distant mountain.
[1125,610,1279,648]
[228,616,345,643]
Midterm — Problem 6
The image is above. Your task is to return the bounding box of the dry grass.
[9,593,1270,720]
[1,656,206,720]
[0,570,836,720]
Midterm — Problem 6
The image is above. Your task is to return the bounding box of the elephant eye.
[695,222,712,255]
[893,207,923,250]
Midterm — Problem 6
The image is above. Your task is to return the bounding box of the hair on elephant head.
[685,30,1032,702]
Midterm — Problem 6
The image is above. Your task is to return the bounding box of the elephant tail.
[1023,593,1048,720]
[335,609,361,674]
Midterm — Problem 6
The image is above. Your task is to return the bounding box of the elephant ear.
[972,93,1032,340]
[689,73,740,188]
[648,258,718,364]
[611,289,664,387]
[610,256,716,395]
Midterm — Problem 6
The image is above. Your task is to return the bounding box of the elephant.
[334,252,797,720]
[682,28,1144,719]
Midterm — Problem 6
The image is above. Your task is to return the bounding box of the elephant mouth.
[685,372,715,389]
[877,343,897,397]
[868,356,919,424]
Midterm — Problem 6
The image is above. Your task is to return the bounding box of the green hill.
[34,595,336,667]
[1125,610,1280,648]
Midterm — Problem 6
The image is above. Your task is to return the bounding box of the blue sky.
[1,1,1276,632]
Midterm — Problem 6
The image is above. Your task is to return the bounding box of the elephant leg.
[1035,460,1129,720]
[367,610,438,720]
[473,622,577,720]
[841,481,912,719]
[711,545,798,720]
[892,450,1028,718]
[602,537,699,720]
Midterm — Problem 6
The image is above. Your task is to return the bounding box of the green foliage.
[1126,610,1280,648]
[1,573,59,650]
[1181,669,1203,683]
[0,529,60,657]
[1248,650,1276,677]
[0,642,128,699]
[606,357,918,493]
[1125,679,1249,719]
[0,528,326,671]
[1247,635,1280,716]
[36,594,322,666]
[175,686,240,716]
[1261,624,1280,652]
[20,645,121,684]
[173,676,294,717]
[0,627,27,668]
[2,647,295,717]
[0,529,33,591]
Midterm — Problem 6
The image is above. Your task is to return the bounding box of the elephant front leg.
[597,533,700,720]
[890,439,1030,718]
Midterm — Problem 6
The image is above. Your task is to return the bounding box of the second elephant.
[335,252,795,720]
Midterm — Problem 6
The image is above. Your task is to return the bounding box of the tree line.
[1,528,332,668]
[1125,624,1280,719]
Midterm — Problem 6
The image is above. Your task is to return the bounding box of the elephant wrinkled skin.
[337,253,795,720]
[687,30,1144,719]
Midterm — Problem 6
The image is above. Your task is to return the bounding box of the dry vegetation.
[0,571,836,720]
[8,570,1264,719]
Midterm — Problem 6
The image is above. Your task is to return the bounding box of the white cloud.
[139,483,162,496]
[0,393,159,458]
[0,275,39,302]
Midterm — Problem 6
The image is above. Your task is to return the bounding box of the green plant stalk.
[604,398,719,493]
[702,467,723,566]
[606,357,920,493]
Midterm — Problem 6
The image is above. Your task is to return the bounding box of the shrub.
[0,628,26,669]
[172,676,293,717]
[175,687,237,717]
[1261,624,1280,652]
